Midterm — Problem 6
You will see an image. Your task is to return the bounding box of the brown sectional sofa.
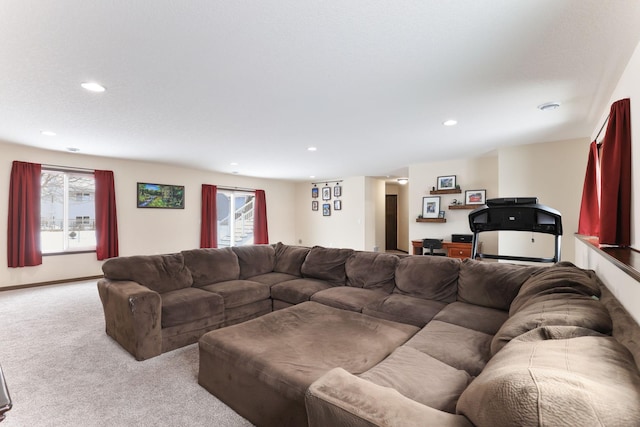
[97,243,640,426]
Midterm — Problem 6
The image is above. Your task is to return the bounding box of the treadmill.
[468,197,562,263]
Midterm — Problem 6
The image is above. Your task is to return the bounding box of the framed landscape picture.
[323,203,331,216]
[437,175,456,190]
[465,189,486,205]
[422,196,441,218]
[137,182,185,209]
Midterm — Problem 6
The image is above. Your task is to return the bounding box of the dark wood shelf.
[448,204,480,210]
[430,189,462,195]
[416,218,446,223]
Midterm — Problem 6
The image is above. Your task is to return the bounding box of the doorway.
[385,195,398,251]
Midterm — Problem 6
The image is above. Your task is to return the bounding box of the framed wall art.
[465,189,486,205]
[137,182,185,209]
[422,196,441,218]
[322,187,331,200]
[312,187,319,198]
[323,203,331,216]
[333,185,342,197]
[437,175,456,190]
[334,199,342,210]
[312,201,319,211]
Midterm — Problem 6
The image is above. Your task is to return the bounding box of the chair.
[422,238,445,256]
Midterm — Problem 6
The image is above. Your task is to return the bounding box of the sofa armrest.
[97,278,162,360]
[305,368,473,427]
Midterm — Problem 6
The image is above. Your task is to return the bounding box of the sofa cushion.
[457,335,640,427]
[393,256,459,302]
[433,301,508,335]
[160,287,224,328]
[363,294,447,327]
[311,287,389,312]
[359,346,471,413]
[301,246,354,285]
[182,248,240,287]
[457,259,542,311]
[274,242,310,276]
[245,271,299,287]
[271,278,335,305]
[200,280,270,309]
[345,251,398,293]
[509,262,601,315]
[232,245,275,280]
[491,294,613,355]
[405,320,493,376]
[102,253,193,293]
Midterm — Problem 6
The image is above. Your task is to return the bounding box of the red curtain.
[94,170,119,260]
[254,189,269,244]
[7,161,42,267]
[599,98,631,246]
[578,141,600,236]
[200,184,217,248]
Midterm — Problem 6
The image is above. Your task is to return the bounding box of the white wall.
[408,156,499,255]
[1,140,296,288]
[575,38,640,319]
[498,138,588,263]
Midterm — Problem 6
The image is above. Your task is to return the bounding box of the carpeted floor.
[0,281,253,427]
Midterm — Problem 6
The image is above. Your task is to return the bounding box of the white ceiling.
[2,1,640,181]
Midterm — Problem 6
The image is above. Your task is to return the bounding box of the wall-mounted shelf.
[416,218,447,223]
[448,204,480,210]
[430,189,462,195]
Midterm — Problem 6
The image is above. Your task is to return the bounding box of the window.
[216,190,255,247]
[41,169,96,253]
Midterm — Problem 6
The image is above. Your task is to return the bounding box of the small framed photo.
[322,187,331,200]
[334,199,342,211]
[438,210,446,219]
[422,196,441,218]
[312,201,319,211]
[465,189,486,205]
[333,185,342,197]
[323,203,331,216]
[312,187,319,198]
[437,175,456,191]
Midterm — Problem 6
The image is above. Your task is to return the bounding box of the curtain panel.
[200,184,218,248]
[7,161,42,267]
[599,98,632,246]
[94,170,119,260]
[578,141,601,237]
[254,189,269,244]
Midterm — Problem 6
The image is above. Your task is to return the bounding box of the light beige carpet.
[0,280,253,427]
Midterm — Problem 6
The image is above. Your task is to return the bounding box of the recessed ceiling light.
[230,162,239,166]
[537,102,561,111]
[81,82,106,93]
[66,147,80,152]
[397,178,408,185]
[310,175,316,179]
[443,119,458,126]
[307,147,317,152]
[41,130,56,136]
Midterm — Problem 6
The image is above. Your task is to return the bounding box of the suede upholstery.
[102,253,192,293]
[96,243,640,427]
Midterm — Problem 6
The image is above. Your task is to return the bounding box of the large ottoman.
[198,301,419,427]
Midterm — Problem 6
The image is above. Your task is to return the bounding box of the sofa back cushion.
[301,246,354,285]
[345,251,398,293]
[182,247,239,287]
[393,256,459,303]
[457,259,543,311]
[457,334,640,427]
[232,244,275,279]
[509,262,601,315]
[102,253,193,293]
[273,242,310,276]
[491,294,613,355]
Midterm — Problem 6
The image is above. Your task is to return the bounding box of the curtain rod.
[216,185,256,192]
[594,113,610,144]
[311,180,343,186]
[42,163,95,173]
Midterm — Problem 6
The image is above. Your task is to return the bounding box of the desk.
[411,240,476,259]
